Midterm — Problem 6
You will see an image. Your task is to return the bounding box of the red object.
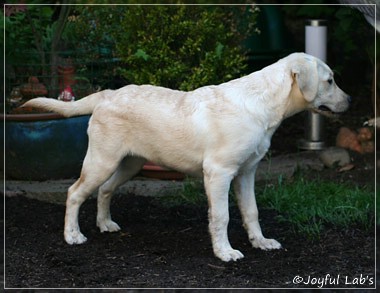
[64,86,74,96]
[58,86,75,102]
[58,64,76,91]
[140,162,185,180]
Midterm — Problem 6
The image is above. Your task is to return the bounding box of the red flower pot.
[140,162,185,180]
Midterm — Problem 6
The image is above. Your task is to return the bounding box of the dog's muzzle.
[313,95,351,117]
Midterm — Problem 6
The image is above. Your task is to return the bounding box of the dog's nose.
[347,96,352,104]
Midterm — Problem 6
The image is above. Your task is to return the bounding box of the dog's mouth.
[311,105,342,118]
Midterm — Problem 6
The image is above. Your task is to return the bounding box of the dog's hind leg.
[96,156,146,233]
[64,147,122,245]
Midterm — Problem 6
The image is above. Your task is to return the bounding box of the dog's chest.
[241,127,277,171]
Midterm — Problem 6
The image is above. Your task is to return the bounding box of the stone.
[319,147,351,168]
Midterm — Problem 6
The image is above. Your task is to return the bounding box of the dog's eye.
[327,79,333,85]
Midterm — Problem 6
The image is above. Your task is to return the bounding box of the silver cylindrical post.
[298,19,327,150]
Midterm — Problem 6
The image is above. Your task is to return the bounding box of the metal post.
[298,19,327,150]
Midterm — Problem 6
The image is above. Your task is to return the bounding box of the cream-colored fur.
[23,53,350,262]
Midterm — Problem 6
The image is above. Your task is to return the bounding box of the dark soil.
[4,194,376,289]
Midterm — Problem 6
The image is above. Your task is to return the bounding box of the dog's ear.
[291,58,319,102]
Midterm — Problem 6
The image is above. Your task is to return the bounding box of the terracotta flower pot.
[140,162,185,180]
[20,76,48,99]
[58,64,76,92]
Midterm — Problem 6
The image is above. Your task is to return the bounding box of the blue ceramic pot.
[2,113,90,180]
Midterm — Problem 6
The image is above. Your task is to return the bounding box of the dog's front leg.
[203,166,244,262]
[233,168,282,251]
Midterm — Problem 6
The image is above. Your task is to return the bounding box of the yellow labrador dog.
[24,53,350,262]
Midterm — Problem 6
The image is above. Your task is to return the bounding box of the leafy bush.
[73,5,258,90]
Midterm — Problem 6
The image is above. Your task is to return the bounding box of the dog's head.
[289,53,351,116]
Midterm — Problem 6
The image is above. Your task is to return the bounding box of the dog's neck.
[283,74,310,119]
[257,73,309,130]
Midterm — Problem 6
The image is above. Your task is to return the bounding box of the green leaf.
[134,48,149,61]
[215,42,224,59]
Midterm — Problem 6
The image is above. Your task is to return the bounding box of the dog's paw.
[65,230,87,245]
[97,219,121,233]
[215,248,244,262]
[252,237,282,250]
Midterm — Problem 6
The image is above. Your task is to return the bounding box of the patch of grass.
[258,175,375,237]
[157,175,375,238]
[158,178,207,207]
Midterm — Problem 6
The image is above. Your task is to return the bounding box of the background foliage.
[72,5,258,91]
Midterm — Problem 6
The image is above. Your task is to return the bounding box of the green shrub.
[73,5,258,90]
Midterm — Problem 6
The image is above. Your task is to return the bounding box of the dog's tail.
[21,90,113,117]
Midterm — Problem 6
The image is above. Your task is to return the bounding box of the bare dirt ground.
[4,188,376,289]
